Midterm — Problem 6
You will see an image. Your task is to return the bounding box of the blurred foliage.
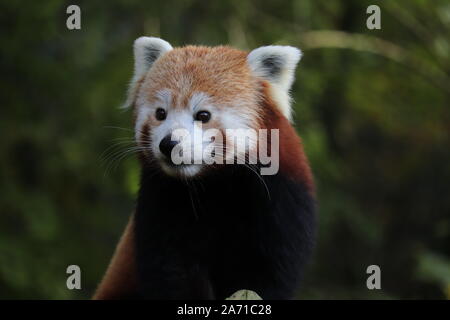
[0,0,449,299]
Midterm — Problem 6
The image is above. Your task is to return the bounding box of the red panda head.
[125,37,304,179]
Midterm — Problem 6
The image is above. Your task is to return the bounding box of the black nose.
[159,135,179,159]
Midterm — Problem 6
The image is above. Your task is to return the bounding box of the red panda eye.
[155,108,166,121]
[195,111,211,123]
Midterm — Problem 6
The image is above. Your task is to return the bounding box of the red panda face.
[125,38,302,178]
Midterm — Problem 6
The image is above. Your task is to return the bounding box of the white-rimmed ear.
[123,37,173,108]
[247,45,302,121]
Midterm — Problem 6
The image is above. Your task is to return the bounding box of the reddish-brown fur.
[93,216,137,299]
[259,81,315,194]
[144,46,258,107]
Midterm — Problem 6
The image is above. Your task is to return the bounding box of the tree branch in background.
[296,30,450,94]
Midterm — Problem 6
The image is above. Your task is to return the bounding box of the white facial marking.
[134,89,273,177]
[135,90,218,177]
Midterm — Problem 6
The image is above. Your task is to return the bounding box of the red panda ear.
[247,46,302,121]
[123,37,173,108]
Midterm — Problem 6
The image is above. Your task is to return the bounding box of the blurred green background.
[1,0,449,299]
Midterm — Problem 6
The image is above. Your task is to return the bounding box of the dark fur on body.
[134,163,316,299]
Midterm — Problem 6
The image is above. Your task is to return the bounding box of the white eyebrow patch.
[155,89,172,108]
[189,92,211,112]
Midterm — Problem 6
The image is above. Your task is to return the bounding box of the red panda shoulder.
[259,81,315,195]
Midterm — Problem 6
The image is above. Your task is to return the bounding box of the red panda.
[94,37,316,300]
